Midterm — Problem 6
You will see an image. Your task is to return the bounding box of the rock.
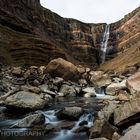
[89,138,109,140]
[114,98,140,126]
[119,123,140,140]
[58,120,75,129]
[12,67,22,77]
[117,91,130,101]
[56,107,84,120]
[79,120,88,126]
[112,77,123,83]
[82,87,96,97]
[57,92,65,97]
[106,80,126,96]
[74,126,89,133]
[79,79,88,86]
[112,132,121,140]
[90,71,111,87]
[59,84,76,97]
[0,106,7,113]
[84,92,96,98]
[52,77,64,86]
[44,90,56,98]
[21,85,41,94]
[39,84,49,93]
[11,77,25,85]
[126,72,140,94]
[5,91,46,110]
[44,124,55,134]
[89,119,118,140]
[11,113,45,128]
[45,58,81,81]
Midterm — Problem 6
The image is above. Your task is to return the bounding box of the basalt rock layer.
[0,0,140,71]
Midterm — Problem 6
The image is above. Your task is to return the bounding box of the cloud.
[40,0,140,23]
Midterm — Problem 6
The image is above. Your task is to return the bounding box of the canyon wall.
[0,0,140,72]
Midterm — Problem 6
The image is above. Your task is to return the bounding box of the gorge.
[0,0,140,140]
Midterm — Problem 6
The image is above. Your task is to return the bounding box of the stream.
[0,92,106,140]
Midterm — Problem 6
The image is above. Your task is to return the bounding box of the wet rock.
[5,91,46,110]
[0,106,7,113]
[11,113,45,128]
[126,72,140,94]
[59,84,76,97]
[56,107,84,120]
[45,58,81,81]
[79,120,88,126]
[58,120,75,129]
[119,123,140,140]
[74,126,89,133]
[44,124,55,134]
[114,98,140,126]
[106,80,126,96]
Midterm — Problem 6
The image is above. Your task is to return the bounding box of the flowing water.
[101,24,110,63]
[0,92,106,140]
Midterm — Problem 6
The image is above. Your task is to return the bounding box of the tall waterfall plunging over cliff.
[101,24,110,64]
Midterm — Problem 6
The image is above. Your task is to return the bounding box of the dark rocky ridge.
[0,0,140,71]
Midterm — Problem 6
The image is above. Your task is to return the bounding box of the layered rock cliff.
[0,0,140,72]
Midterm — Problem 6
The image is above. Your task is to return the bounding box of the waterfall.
[101,24,110,63]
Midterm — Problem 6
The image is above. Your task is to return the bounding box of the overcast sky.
[40,0,140,23]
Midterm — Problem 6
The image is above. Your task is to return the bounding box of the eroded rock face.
[0,0,102,67]
[5,91,46,110]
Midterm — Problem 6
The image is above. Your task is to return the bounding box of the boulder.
[89,119,117,140]
[106,80,126,96]
[59,84,76,97]
[11,67,22,77]
[90,71,111,87]
[119,123,140,140]
[126,72,140,94]
[56,106,84,120]
[114,98,140,126]
[45,58,81,81]
[5,91,46,110]
[82,87,96,97]
[11,113,45,128]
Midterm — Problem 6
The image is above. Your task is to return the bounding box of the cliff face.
[0,0,140,71]
[100,6,140,73]
[0,0,105,67]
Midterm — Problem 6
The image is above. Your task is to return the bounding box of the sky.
[40,0,140,23]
